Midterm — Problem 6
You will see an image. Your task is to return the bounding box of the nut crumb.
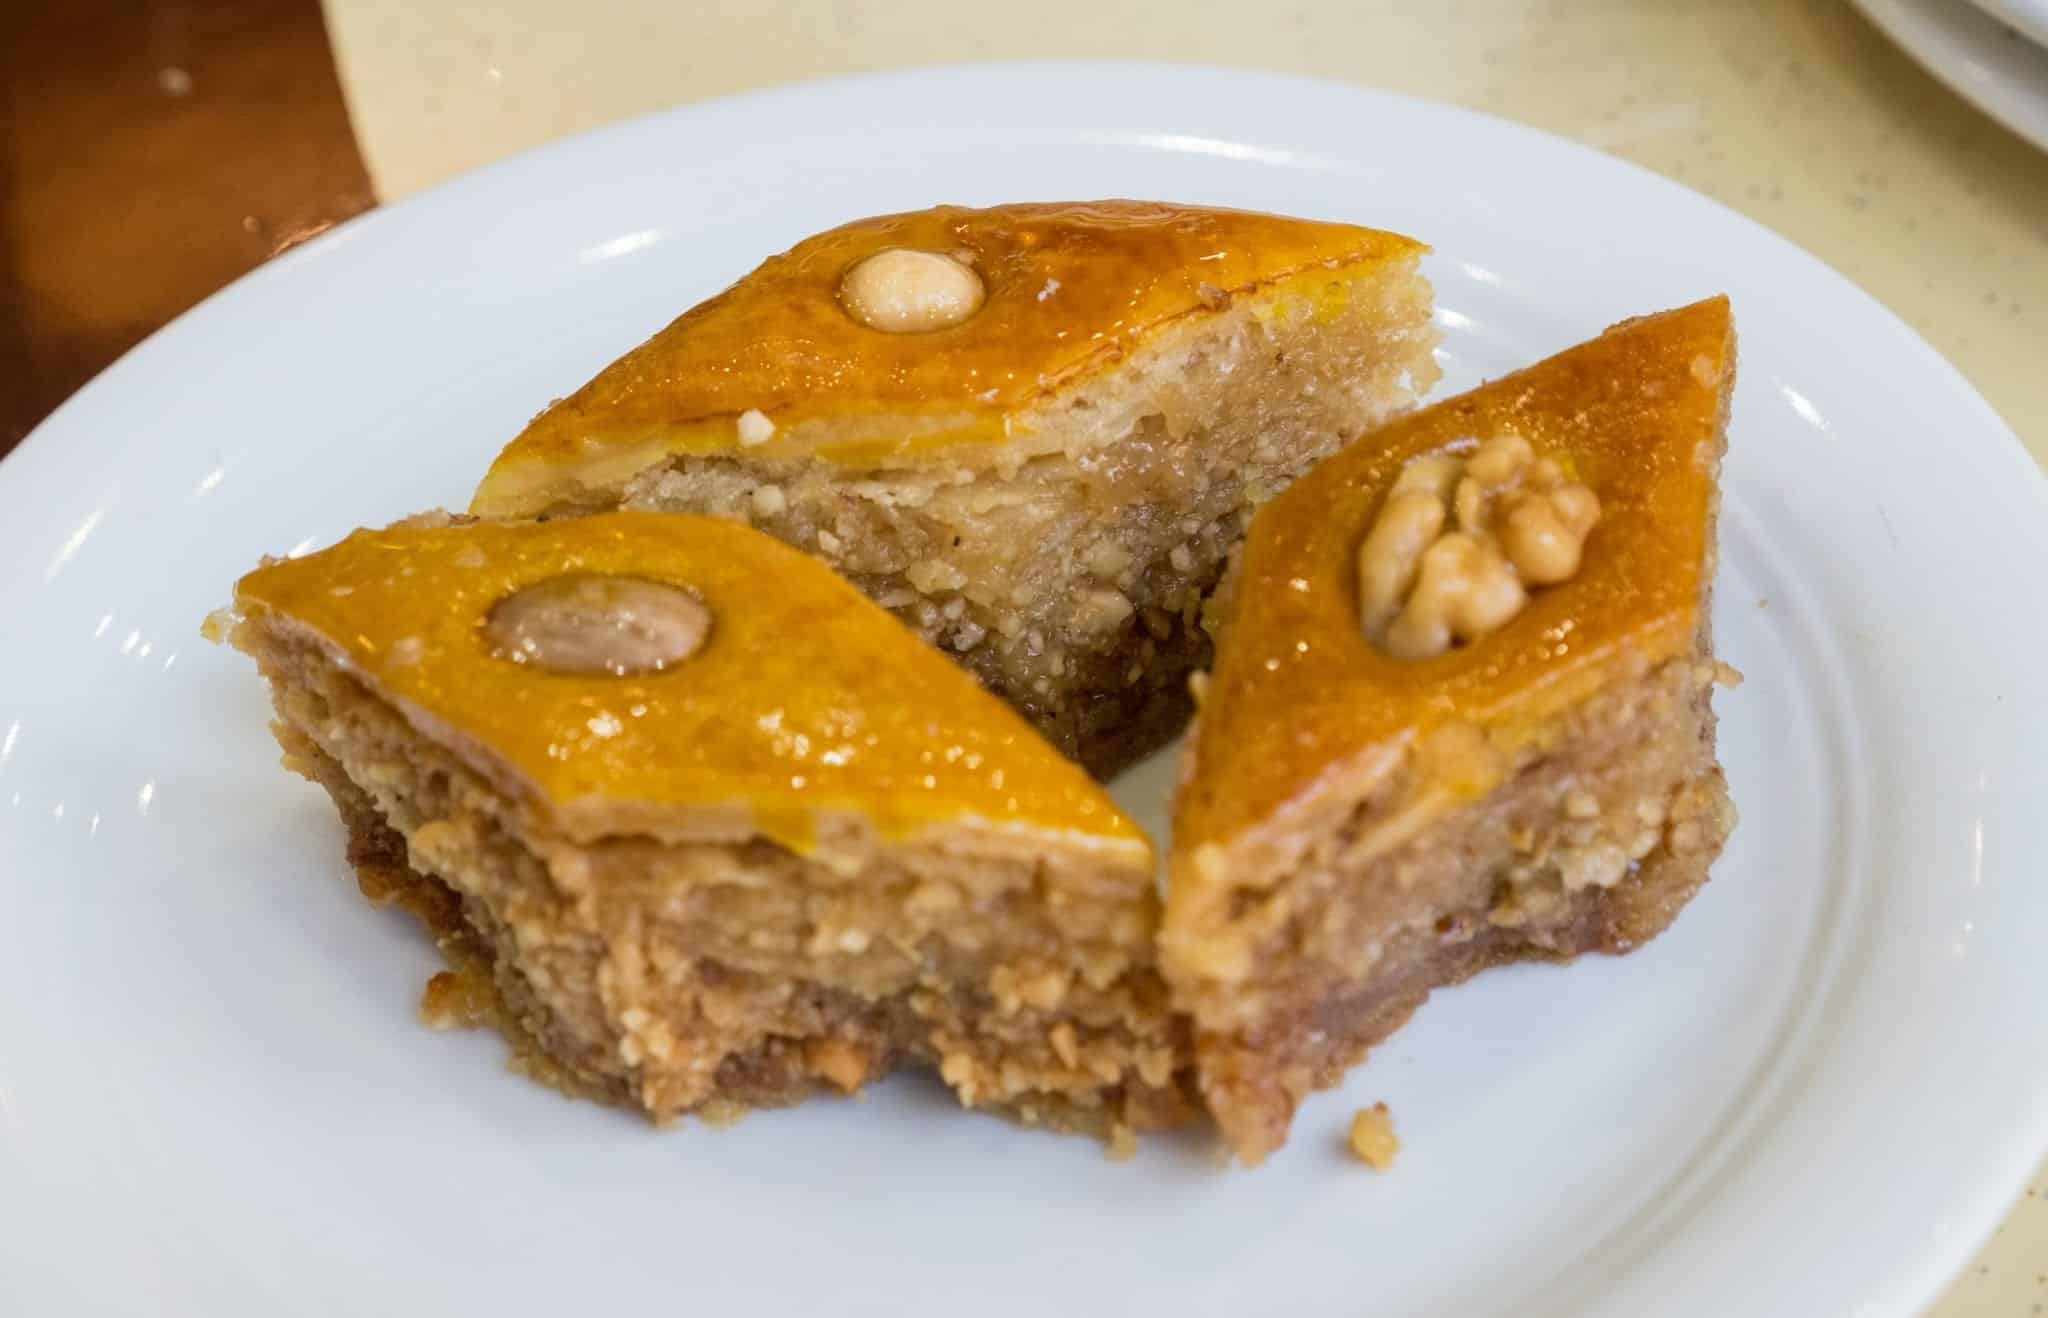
[736,408,776,446]
[749,484,787,518]
[418,970,491,1031]
[1106,1123,1139,1161]
[906,559,967,594]
[1048,1021,1081,1069]
[1348,1102,1399,1170]
[1073,588,1134,635]
[697,1099,747,1129]
[199,607,236,643]
[1085,541,1133,581]
[805,1038,869,1093]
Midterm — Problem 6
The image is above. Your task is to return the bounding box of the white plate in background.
[2,63,2045,1318]
[1856,0,2048,149]
[1972,0,2048,50]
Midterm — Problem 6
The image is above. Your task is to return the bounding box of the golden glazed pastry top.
[1175,297,1736,855]
[234,511,1149,862]
[471,200,1426,516]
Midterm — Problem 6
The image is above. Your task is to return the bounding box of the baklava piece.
[226,511,1190,1138]
[1166,299,1741,1163]
[471,201,1441,775]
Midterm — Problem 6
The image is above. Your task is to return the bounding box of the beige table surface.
[320,1,2047,1310]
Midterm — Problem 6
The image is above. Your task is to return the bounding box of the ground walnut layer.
[471,201,1441,776]
[1167,298,1740,1163]
[228,513,1193,1140]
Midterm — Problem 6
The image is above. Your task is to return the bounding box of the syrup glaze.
[472,201,1423,515]
[236,511,1149,859]
[1175,297,1735,854]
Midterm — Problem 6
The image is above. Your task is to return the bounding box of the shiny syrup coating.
[1175,297,1736,854]
[472,201,1424,515]
[235,511,1148,859]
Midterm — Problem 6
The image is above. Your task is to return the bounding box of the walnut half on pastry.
[1167,298,1741,1164]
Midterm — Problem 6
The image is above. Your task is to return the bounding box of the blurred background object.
[0,0,370,456]
[1856,0,2048,147]
[1968,0,2048,49]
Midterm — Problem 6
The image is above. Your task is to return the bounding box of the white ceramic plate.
[1856,0,2048,149]
[1972,0,2048,52]
[3,63,2044,1318]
